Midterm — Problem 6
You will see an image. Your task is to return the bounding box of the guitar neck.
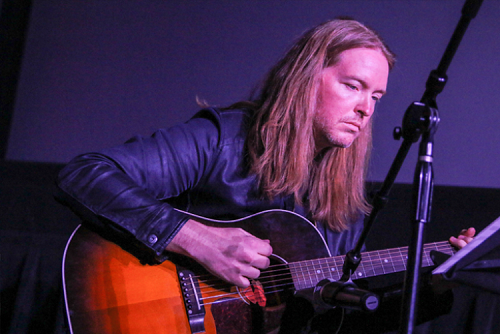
[289,241,455,291]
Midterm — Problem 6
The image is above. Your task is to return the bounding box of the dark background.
[2,0,500,333]
[4,0,500,188]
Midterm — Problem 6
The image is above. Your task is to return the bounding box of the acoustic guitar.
[62,209,453,334]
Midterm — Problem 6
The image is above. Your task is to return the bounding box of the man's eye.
[346,84,357,90]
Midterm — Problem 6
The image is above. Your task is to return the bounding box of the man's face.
[313,47,389,151]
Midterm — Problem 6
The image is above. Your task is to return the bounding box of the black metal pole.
[399,1,482,332]
[340,0,484,329]
[399,110,439,333]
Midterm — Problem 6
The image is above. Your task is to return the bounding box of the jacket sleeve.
[57,109,222,262]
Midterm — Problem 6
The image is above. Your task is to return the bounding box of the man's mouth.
[344,121,361,131]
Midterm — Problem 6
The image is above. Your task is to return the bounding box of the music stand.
[433,216,500,295]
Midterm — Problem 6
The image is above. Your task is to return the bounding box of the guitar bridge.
[177,267,206,333]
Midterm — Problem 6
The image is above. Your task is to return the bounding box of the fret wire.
[199,242,454,306]
[309,260,316,288]
[285,241,454,290]
[318,258,332,281]
[331,256,341,280]
[331,257,339,280]
[366,253,376,277]
[386,249,396,272]
[401,247,407,270]
[299,261,308,290]
[299,261,308,289]
[312,258,321,284]
[197,242,456,297]
[290,262,304,290]
[377,250,387,275]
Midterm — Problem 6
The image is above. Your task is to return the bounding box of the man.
[58,18,473,331]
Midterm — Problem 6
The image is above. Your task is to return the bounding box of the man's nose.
[356,95,374,118]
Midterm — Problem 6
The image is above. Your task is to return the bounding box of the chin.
[336,142,353,149]
[328,136,355,149]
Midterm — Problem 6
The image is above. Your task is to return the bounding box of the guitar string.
[197,246,455,305]
[287,242,455,284]
[195,267,294,303]
[191,242,455,305]
[197,249,440,306]
[193,241,454,289]
[193,243,456,298]
[194,242,454,296]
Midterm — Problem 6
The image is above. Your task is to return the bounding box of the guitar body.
[62,210,331,334]
[63,209,454,333]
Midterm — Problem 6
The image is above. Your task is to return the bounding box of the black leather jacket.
[57,108,364,262]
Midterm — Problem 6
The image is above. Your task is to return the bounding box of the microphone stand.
[338,0,483,333]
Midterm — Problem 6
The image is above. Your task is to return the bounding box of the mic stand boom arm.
[339,0,483,333]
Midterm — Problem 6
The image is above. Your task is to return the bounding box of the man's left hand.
[449,227,476,249]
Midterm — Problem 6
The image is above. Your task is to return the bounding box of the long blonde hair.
[232,19,395,231]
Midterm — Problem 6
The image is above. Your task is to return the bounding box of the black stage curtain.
[1,160,500,334]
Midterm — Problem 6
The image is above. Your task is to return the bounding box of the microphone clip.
[304,279,380,314]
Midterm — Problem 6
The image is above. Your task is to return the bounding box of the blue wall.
[7,0,500,188]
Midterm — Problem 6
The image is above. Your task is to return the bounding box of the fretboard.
[289,241,455,290]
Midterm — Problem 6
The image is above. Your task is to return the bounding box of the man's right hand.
[166,219,273,288]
